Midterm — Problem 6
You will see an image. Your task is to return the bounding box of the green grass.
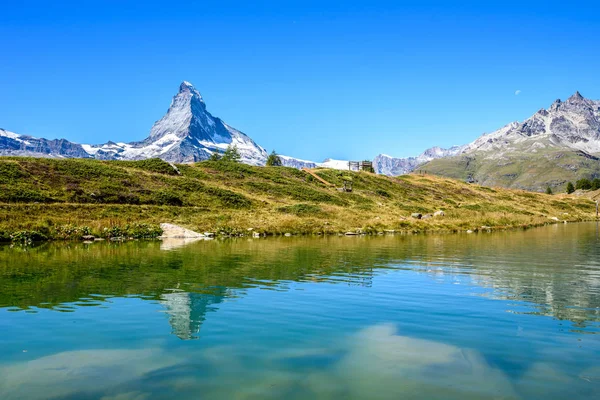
[423,148,600,192]
[0,156,596,242]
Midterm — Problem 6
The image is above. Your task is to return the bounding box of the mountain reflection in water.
[1,222,598,336]
[1,223,599,399]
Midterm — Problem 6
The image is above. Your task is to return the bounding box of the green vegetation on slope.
[0,157,596,241]
[422,149,600,192]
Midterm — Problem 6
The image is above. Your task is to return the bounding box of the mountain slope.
[421,92,600,191]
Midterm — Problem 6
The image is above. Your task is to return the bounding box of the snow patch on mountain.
[0,129,21,140]
[278,155,318,169]
[374,145,464,175]
[319,158,351,170]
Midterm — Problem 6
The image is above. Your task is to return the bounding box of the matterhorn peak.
[176,80,205,104]
[179,80,196,92]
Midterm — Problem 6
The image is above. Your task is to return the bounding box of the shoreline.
[2,207,595,244]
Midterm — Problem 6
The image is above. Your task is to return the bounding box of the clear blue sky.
[1,0,599,161]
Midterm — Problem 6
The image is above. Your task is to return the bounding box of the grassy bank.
[0,157,596,242]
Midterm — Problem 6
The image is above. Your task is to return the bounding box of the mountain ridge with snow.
[0,82,313,167]
[420,91,600,190]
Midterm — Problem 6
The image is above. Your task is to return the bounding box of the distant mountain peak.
[568,91,584,102]
[180,80,195,89]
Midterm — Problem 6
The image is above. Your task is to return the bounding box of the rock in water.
[159,223,205,238]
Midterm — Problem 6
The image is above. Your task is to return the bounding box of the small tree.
[208,152,222,161]
[545,186,553,195]
[575,178,592,190]
[592,178,600,191]
[566,182,575,194]
[222,144,241,163]
[266,150,282,167]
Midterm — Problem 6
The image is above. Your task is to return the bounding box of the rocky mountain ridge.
[420,91,600,190]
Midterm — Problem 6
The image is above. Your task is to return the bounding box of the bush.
[10,230,48,243]
[53,225,92,240]
[575,178,592,190]
[266,150,283,167]
[0,162,27,183]
[376,188,391,198]
[124,223,163,238]
[566,182,575,194]
[205,187,252,208]
[545,186,553,195]
[4,188,56,203]
[152,190,183,206]
[221,144,241,163]
[115,158,179,175]
[591,178,600,191]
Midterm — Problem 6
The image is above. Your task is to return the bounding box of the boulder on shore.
[159,223,205,239]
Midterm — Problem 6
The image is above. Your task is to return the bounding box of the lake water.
[0,223,599,399]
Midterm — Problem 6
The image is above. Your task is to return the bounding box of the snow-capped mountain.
[374,91,600,179]
[374,146,464,175]
[82,81,269,164]
[460,91,600,156]
[0,128,90,158]
[0,81,312,166]
[278,155,318,169]
[422,91,600,190]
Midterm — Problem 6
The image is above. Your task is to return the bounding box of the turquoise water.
[0,223,599,399]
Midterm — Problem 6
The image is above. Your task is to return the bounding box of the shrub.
[205,187,252,208]
[53,225,92,240]
[266,150,283,167]
[566,182,575,194]
[221,144,241,163]
[4,188,56,203]
[375,189,391,198]
[545,186,553,195]
[152,190,183,206]
[575,178,592,190]
[124,223,163,238]
[0,162,27,183]
[115,158,179,175]
[10,230,48,243]
[592,178,600,191]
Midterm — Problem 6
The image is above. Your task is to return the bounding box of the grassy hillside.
[0,157,596,241]
[421,149,600,192]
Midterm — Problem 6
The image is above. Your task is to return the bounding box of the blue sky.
[1,0,599,161]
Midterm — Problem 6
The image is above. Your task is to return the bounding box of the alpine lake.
[1,222,599,399]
